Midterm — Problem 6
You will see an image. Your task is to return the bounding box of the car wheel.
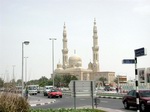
[124,101,130,109]
[49,95,52,98]
[60,96,62,98]
[140,103,146,112]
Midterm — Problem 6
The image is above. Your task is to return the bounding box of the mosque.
[54,20,115,85]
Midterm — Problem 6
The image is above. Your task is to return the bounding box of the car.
[43,86,53,96]
[122,89,150,112]
[47,89,62,98]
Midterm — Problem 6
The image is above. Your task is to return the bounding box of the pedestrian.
[25,86,28,100]
[116,87,118,93]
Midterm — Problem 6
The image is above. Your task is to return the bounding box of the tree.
[114,77,118,84]
[99,77,107,86]
[38,76,49,87]
[0,78,4,88]
[27,79,39,85]
[47,79,53,86]
[16,79,22,86]
[54,74,63,87]
[62,74,78,87]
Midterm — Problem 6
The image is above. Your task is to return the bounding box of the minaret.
[92,19,99,72]
[62,23,68,69]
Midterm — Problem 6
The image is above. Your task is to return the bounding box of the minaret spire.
[92,19,99,72]
[62,23,68,69]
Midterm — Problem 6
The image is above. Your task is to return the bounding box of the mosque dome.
[55,61,63,71]
[69,55,82,67]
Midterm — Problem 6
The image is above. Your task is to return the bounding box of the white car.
[43,85,53,96]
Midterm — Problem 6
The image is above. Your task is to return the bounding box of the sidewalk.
[28,95,56,107]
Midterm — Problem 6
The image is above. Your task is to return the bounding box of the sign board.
[69,80,95,97]
[135,47,146,57]
[122,59,135,64]
[69,80,95,92]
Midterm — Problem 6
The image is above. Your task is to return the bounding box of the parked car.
[122,89,150,112]
[48,89,62,98]
[43,85,53,96]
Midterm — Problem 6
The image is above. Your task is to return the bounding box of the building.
[116,75,127,84]
[138,67,150,83]
[54,19,115,83]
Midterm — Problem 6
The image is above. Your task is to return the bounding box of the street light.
[12,65,15,81]
[22,41,29,97]
[24,57,28,85]
[49,38,56,87]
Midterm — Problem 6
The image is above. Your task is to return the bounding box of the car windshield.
[28,86,37,90]
[46,87,53,89]
[140,91,150,97]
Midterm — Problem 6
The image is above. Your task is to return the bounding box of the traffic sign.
[135,47,146,57]
[69,80,95,92]
[122,59,135,64]
[69,80,95,97]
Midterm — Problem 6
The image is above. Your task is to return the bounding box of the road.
[31,93,137,112]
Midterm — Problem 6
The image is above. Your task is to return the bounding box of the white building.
[54,19,115,82]
[138,67,150,83]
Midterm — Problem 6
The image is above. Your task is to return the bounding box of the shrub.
[0,92,30,112]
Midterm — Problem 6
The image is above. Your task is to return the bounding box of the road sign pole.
[91,81,94,109]
[134,47,146,112]
[122,47,146,112]
[135,57,140,112]
[73,81,76,109]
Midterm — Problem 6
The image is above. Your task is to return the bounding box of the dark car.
[122,89,150,112]
[48,89,62,98]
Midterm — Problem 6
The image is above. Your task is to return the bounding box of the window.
[128,90,134,96]
[140,91,150,97]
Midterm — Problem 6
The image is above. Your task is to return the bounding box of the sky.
[0,0,150,82]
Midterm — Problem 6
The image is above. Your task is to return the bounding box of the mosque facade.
[54,20,115,84]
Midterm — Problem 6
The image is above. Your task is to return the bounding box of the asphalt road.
[31,93,137,112]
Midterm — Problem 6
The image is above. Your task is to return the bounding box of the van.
[28,85,38,95]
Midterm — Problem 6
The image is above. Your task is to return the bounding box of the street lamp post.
[22,41,30,97]
[12,65,15,81]
[24,57,28,85]
[49,38,56,87]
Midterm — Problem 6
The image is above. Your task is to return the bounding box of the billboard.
[146,67,150,83]
[138,68,146,83]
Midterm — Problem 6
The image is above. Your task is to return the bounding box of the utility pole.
[49,38,57,87]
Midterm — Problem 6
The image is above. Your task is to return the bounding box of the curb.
[30,100,56,107]
[99,96,122,99]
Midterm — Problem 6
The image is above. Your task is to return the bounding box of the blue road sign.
[135,47,146,57]
[122,59,135,64]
